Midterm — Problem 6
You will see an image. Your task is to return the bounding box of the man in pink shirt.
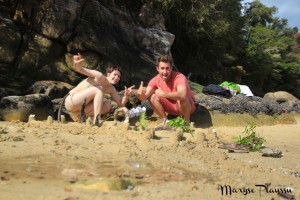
[137,54,195,123]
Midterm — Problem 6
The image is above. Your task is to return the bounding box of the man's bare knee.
[179,97,189,105]
[149,93,159,102]
[178,96,192,111]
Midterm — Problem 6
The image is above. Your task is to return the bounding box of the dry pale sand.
[0,115,299,200]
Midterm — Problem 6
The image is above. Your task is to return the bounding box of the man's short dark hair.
[156,54,173,66]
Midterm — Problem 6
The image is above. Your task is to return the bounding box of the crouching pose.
[137,54,195,123]
[65,53,134,125]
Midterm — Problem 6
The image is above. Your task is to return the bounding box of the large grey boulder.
[195,93,300,115]
[0,0,174,96]
[0,94,54,122]
[26,81,73,99]
[0,17,21,64]
[263,91,299,105]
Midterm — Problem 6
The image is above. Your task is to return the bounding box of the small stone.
[12,136,24,141]
[69,177,78,184]
[261,148,283,158]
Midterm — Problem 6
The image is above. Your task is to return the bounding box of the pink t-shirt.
[148,71,195,100]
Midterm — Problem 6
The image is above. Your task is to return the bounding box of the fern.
[167,116,194,135]
[139,112,148,129]
[233,124,266,151]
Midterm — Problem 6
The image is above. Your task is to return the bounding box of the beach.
[0,115,299,200]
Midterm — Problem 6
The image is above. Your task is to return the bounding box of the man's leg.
[149,93,168,120]
[177,96,194,121]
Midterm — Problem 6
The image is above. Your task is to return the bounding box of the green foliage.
[155,0,300,98]
[139,112,148,130]
[132,112,148,131]
[167,116,194,135]
[241,0,300,97]
[157,0,244,84]
[243,0,277,27]
[233,124,265,151]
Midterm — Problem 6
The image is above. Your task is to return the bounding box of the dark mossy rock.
[0,94,54,122]
[26,80,74,100]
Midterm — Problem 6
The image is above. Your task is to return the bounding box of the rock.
[0,87,22,101]
[0,94,54,122]
[264,91,299,106]
[195,93,300,115]
[260,148,283,158]
[26,81,73,99]
[0,1,174,95]
[0,17,21,64]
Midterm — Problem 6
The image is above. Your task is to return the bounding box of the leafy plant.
[167,116,194,135]
[139,112,148,130]
[233,124,266,151]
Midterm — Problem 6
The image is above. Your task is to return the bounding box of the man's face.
[156,61,172,82]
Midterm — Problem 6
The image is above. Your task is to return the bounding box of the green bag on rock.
[219,81,241,94]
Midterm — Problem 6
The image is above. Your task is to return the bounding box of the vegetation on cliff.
[157,0,300,98]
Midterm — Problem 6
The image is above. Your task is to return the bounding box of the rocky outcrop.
[263,91,299,105]
[0,0,174,98]
[2,86,300,122]
[0,94,54,122]
[26,81,73,99]
[195,93,300,115]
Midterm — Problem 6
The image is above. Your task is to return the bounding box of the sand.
[0,115,299,200]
